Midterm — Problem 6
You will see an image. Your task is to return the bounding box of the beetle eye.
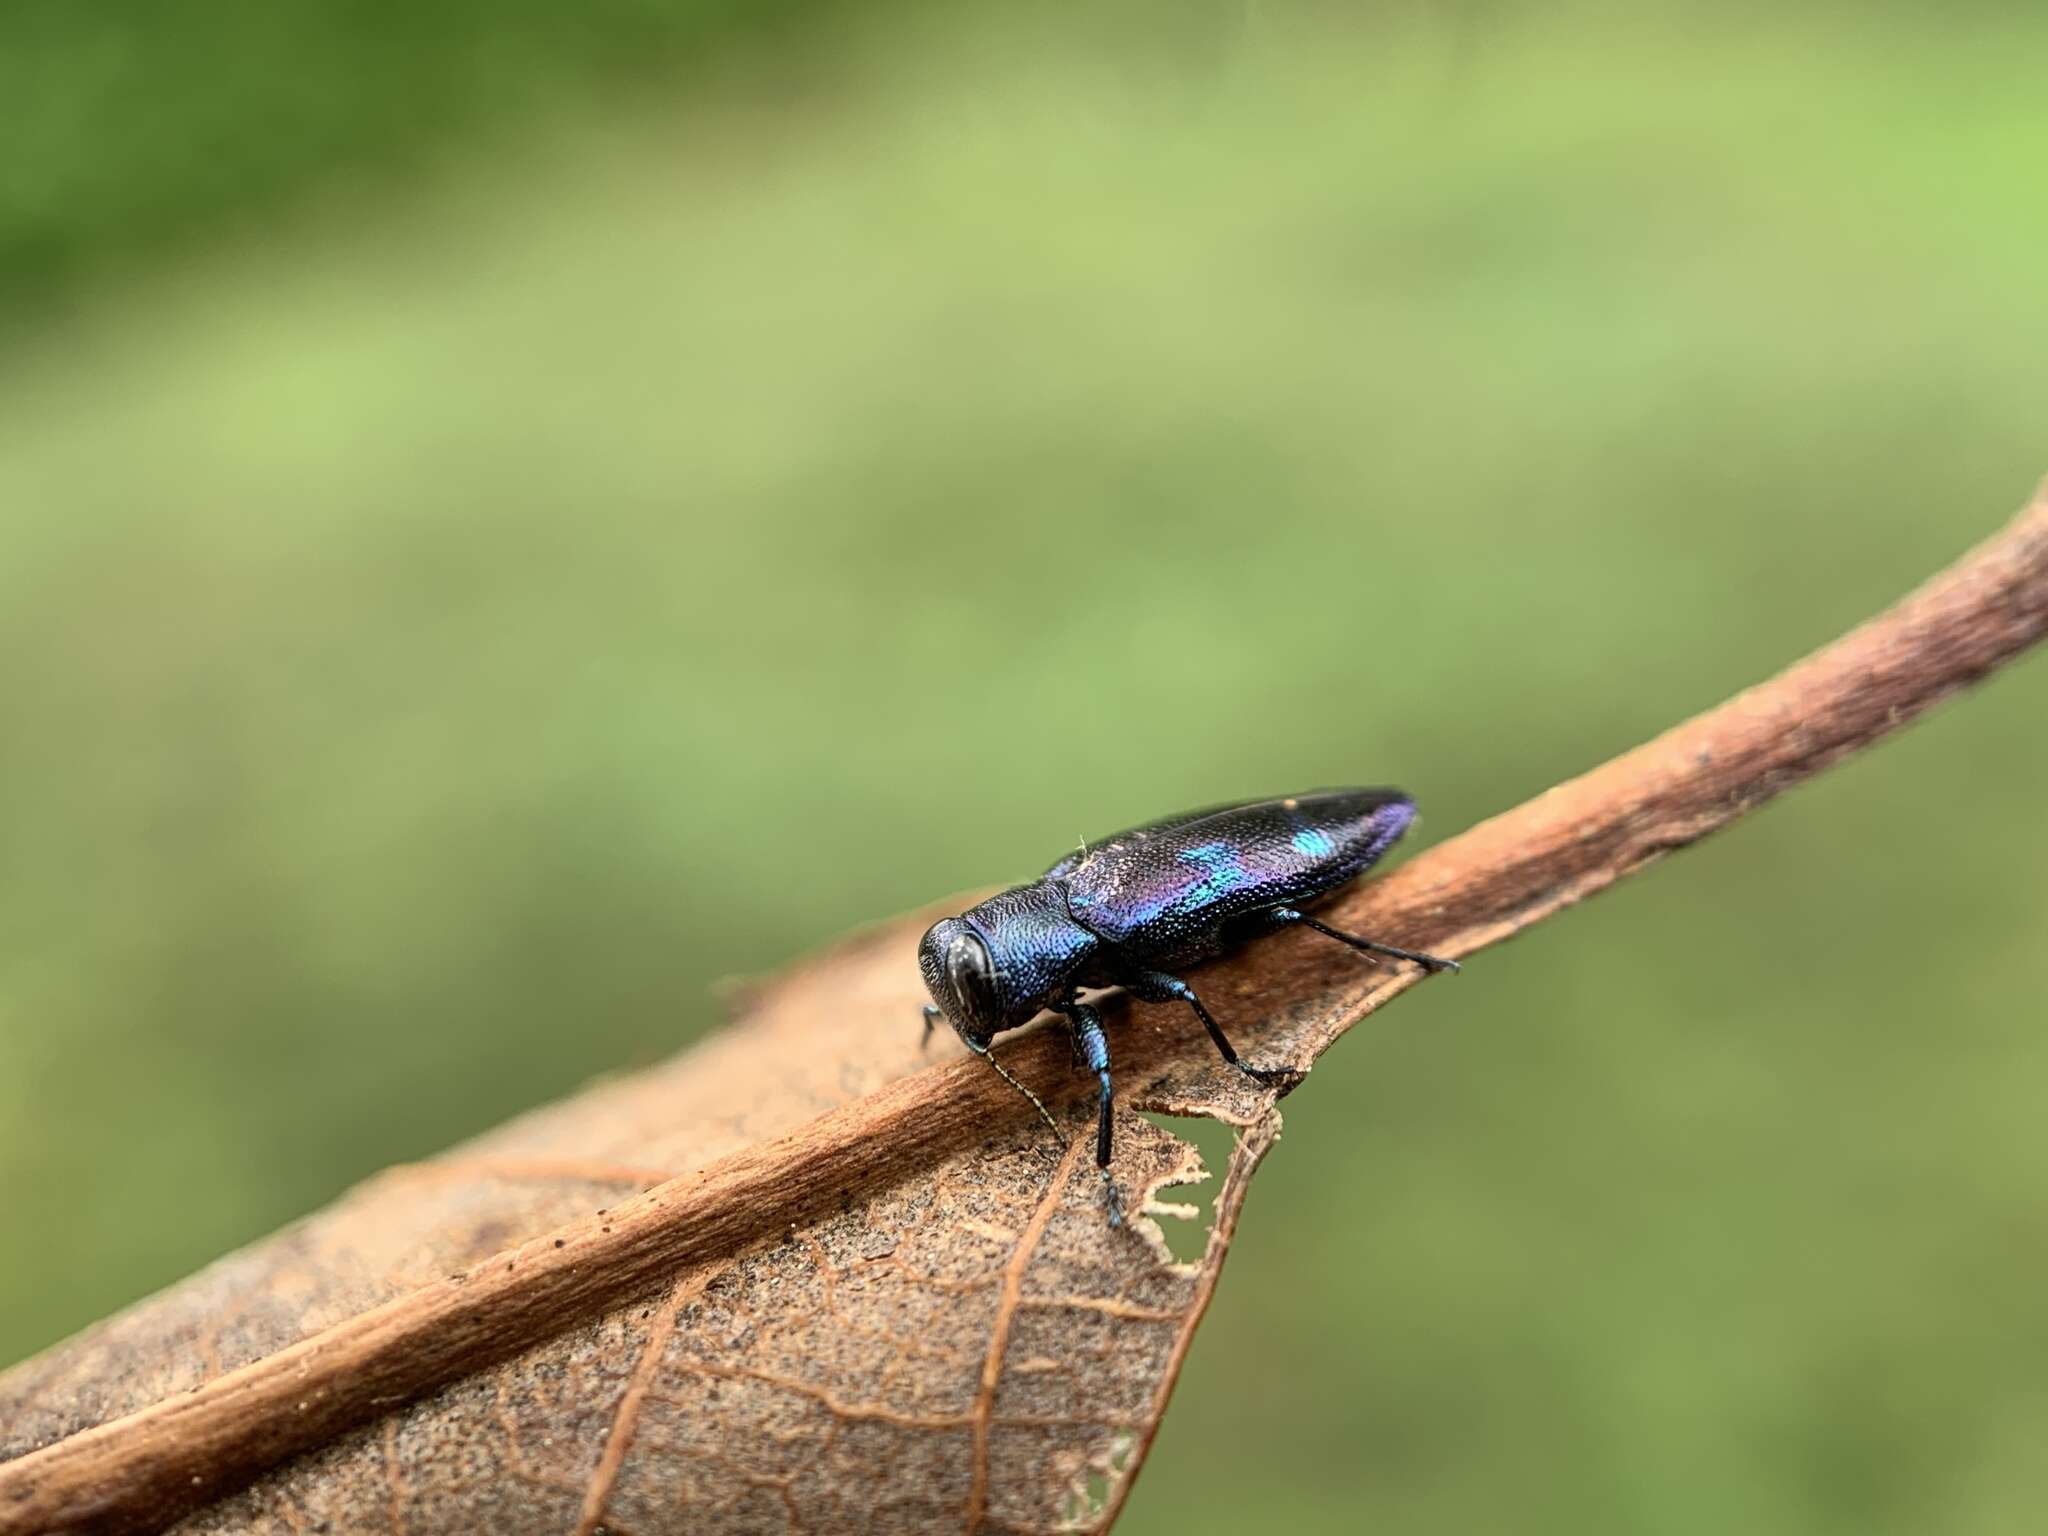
[945,932,997,1020]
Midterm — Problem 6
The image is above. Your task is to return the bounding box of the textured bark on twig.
[3,490,2045,1536]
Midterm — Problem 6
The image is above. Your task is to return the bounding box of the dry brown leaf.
[4,491,2046,1536]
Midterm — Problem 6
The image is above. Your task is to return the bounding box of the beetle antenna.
[969,1041,1064,1147]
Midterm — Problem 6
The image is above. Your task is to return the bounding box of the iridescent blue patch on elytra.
[1290,825,1336,859]
[1175,840,1244,911]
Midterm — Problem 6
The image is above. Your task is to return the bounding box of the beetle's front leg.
[1061,997,1125,1227]
[920,1004,943,1050]
[1117,967,1301,1088]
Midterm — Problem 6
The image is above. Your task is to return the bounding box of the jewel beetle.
[918,787,1457,1224]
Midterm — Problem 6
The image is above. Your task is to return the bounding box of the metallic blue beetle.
[919,788,1457,1223]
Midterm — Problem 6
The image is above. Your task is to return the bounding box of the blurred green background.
[3,2,2046,1531]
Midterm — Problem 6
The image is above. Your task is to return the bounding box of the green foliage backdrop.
[3,5,2045,1531]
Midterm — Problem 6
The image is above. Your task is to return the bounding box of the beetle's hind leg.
[1264,906,1460,974]
[1062,998,1124,1227]
[1117,967,1300,1088]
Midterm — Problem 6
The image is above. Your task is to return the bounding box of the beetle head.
[917,917,1002,1049]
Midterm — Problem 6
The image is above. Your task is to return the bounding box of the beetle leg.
[920,1004,943,1050]
[1119,968,1299,1087]
[1064,999,1124,1227]
[1263,906,1460,974]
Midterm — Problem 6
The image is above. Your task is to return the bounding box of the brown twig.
[5,489,2046,1536]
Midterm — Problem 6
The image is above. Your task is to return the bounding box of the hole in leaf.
[1058,1453,1126,1530]
[1138,1112,1237,1264]
[1107,1431,1134,1474]
[1083,1469,1112,1512]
